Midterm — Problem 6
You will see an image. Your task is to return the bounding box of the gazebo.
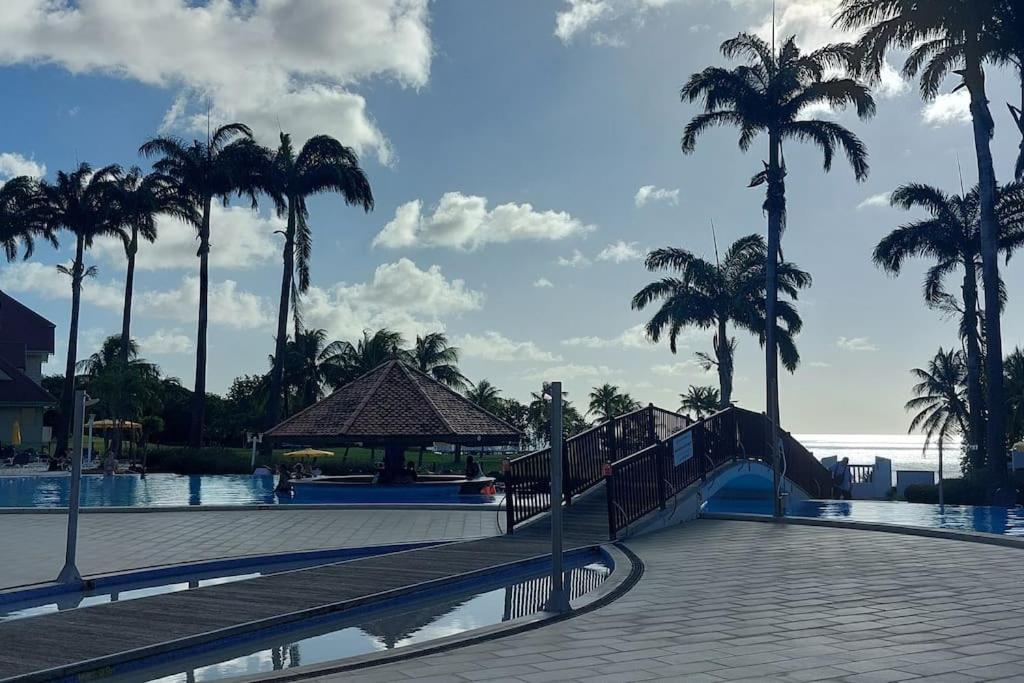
[265,360,522,480]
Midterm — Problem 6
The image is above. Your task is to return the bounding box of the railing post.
[606,419,617,462]
[603,461,616,541]
[646,403,658,445]
[656,441,667,510]
[697,425,708,482]
[503,458,515,535]
[563,438,572,507]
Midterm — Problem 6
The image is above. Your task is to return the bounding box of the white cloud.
[876,61,911,98]
[922,92,971,126]
[857,192,892,210]
[93,204,281,270]
[563,324,655,350]
[137,277,274,330]
[138,329,194,355]
[457,332,562,363]
[596,240,644,263]
[651,359,703,376]
[0,261,123,310]
[557,249,591,268]
[533,277,554,288]
[0,1,433,164]
[374,193,593,251]
[554,0,684,45]
[634,185,679,207]
[0,152,45,181]
[837,336,878,352]
[524,363,619,381]
[302,258,483,342]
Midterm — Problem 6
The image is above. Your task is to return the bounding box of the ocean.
[793,433,964,479]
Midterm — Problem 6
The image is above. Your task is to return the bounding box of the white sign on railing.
[673,431,694,467]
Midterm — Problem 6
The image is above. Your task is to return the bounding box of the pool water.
[704,497,1024,536]
[0,474,501,507]
[100,556,612,682]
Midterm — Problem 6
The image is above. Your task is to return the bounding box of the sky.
[0,0,1021,434]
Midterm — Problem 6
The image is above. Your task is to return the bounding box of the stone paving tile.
[281,520,1024,683]
[0,509,500,588]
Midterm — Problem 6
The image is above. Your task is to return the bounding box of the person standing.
[830,457,853,500]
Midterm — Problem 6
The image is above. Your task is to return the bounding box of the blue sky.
[0,0,1021,434]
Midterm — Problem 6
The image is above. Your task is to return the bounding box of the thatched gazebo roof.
[265,360,522,446]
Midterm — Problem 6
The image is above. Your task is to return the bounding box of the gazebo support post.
[383,444,406,481]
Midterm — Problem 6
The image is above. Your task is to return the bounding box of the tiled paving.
[315,519,1024,683]
[0,508,500,589]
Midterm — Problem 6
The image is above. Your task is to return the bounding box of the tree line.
[632,0,1024,486]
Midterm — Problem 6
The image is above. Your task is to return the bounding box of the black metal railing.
[504,405,691,534]
[605,406,833,538]
[848,464,874,485]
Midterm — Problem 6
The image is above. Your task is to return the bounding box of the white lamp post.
[248,432,263,471]
[544,381,570,613]
[58,391,100,584]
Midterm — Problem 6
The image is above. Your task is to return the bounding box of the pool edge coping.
[0,502,502,514]
[702,511,1024,549]
[6,544,635,683]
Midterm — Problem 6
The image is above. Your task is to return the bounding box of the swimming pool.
[0,474,502,508]
[704,497,1024,536]
[94,553,612,682]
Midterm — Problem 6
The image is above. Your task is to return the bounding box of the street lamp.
[57,390,100,584]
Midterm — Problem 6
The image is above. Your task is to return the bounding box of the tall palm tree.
[465,379,502,414]
[680,385,721,420]
[320,329,406,389]
[836,0,1009,480]
[680,33,873,498]
[1005,347,1024,447]
[107,168,188,363]
[37,163,123,452]
[140,123,263,447]
[587,384,639,423]
[0,176,52,262]
[633,234,811,407]
[411,332,469,390]
[276,328,338,414]
[990,0,1024,179]
[258,133,374,436]
[906,348,969,505]
[874,181,1024,471]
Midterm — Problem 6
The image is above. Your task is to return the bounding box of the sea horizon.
[793,433,963,478]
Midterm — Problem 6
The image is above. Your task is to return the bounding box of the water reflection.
[104,561,611,683]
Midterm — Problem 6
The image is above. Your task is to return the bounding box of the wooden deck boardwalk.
[0,490,611,682]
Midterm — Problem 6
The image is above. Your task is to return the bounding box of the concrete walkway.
[0,508,500,589]
[321,519,1024,683]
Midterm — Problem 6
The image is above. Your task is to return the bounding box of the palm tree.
[411,332,469,390]
[836,0,1009,480]
[587,384,639,423]
[465,379,502,414]
[140,123,264,447]
[874,182,1024,471]
[680,33,873,494]
[1005,347,1024,447]
[259,133,373,436]
[320,329,406,389]
[77,335,161,459]
[0,176,52,262]
[107,168,188,363]
[906,348,969,505]
[276,328,339,414]
[633,234,811,407]
[37,163,123,452]
[990,0,1024,179]
[680,385,721,420]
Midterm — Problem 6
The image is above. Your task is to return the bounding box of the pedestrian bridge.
[504,404,833,539]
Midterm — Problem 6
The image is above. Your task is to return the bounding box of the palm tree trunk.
[715,317,733,407]
[57,235,86,454]
[961,263,986,471]
[964,43,1007,484]
[765,131,784,516]
[113,227,139,458]
[189,198,212,449]
[264,199,296,449]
